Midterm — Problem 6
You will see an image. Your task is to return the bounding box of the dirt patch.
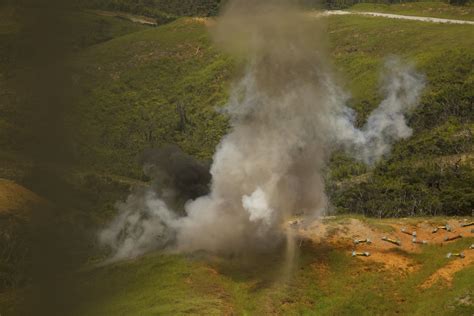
[90,10,157,26]
[390,219,474,288]
[368,250,417,273]
[192,17,214,27]
[387,219,472,246]
[311,262,330,275]
[420,249,474,288]
[0,178,46,219]
[297,217,474,285]
[205,267,220,275]
[298,218,419,272]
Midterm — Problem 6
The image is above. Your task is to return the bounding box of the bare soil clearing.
[421,249,474,288]
[0,179,46,218]
[297,217,474,281]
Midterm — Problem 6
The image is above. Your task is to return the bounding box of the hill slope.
[69,15,473,216]
[1,7,472,217]
[0,6,473,315]
[72,18,233,177]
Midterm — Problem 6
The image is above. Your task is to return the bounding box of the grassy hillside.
[0,9,152,298]
[0,8,148,161]
[67,14,474,216]
[0,6,152,224]
[72,18,233,177]
[324,15,474,216]
[1,2,472,218]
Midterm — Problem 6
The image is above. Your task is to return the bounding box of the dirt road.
[89,10,158,26]
[315,10,474,25]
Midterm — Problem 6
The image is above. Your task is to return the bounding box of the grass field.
[349,2,474,21]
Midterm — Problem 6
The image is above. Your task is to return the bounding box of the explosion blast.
[99,0,425,262]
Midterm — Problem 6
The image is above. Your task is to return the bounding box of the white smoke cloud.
[328,57,425,164]
[243,187,275,227]
[98,190,177,261]
[98,1,425,260]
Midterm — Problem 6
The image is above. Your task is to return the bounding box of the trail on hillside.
[315,10,474,25]
[89,10,158,26]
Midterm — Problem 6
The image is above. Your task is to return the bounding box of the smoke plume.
[328,57,425,164]
[99,0,425,261]
[140,145,211,206]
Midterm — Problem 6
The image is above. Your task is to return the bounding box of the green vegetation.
[0,9,148,160]
[324,15,473,216]
[0,8,154,298]
[1,4,472,219]
[66,14,474,216]
[71,18,233,178]
[79,0,222,22]
[4,9,472,216]
[65,10,150,49]
[76,0,474,18]
[350,2,474,20]
[73,254,232,315]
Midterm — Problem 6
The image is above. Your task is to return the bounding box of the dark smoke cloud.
[99,146,211,261]
[140,145,211,204]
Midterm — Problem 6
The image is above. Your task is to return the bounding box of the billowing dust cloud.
[99,0,425,261]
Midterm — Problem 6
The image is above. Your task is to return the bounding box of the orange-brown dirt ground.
[295,217,474,286]
[0,179,46,218]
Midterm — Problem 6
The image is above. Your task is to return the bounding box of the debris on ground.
[353,238,371,245]
[432,225,452,233]
[412,237,427,244]
[444,234,462,242]
[401,227,416,237]
[298,217,473,279]
[382,236,401,246]
[446,252,465,259]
